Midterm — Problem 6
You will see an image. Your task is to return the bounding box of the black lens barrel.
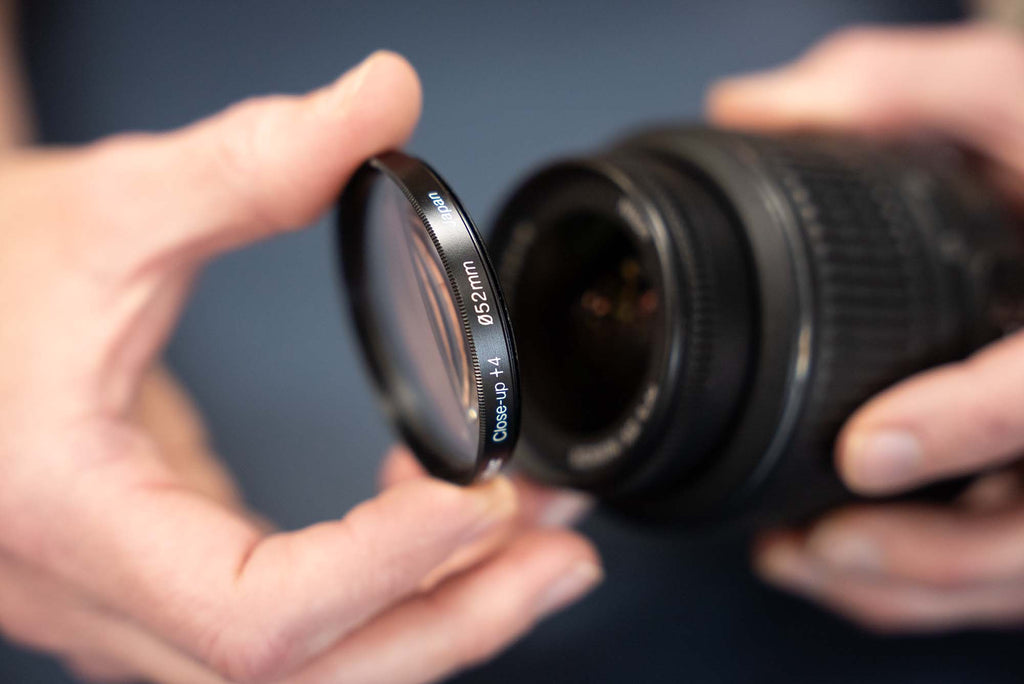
[588,149,758,497]
[492,127,1024,524]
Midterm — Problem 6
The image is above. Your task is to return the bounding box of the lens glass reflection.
[364,178,479,467]
[514,212,658,436]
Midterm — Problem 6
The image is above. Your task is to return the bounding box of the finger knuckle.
[204,620,296,684]
[209,96,300,233]
[210,100,269,220]
[213,99,264,174]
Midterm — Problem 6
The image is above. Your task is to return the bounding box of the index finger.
[835,329,1024,495]
[8,437,519,684]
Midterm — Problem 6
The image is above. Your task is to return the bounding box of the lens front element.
[513,211,659,437]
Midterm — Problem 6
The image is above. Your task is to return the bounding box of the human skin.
[709,23,1024,632]
[0,49,599,683]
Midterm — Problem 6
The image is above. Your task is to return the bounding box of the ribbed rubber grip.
[756,138,961,451]
[734,136,1003,521]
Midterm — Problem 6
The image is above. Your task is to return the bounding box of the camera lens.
[337,153,520,484]
[494,153,756,494]
[492,128,1022,523]
[513,211,659,436]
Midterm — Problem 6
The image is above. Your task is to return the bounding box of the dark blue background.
[5,1,1022,682]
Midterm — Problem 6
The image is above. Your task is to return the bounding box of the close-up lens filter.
[337,152,520,484]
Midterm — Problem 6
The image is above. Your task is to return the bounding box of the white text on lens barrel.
[463,261,494,325]
[428,191,455,222]
[492,378,509,443]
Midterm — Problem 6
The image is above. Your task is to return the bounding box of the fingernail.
[807,524,883,573]
[534,561,603,619]
[463,476,518,542]
[537,491,594,528]
[843,430,923,492]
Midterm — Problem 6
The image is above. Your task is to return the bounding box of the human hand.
[708,23,1024,631]
[0,51,600,683]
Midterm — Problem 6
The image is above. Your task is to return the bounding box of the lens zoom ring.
[751,139,946,448]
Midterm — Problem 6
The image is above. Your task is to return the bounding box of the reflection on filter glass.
[405,207,475,422]
[367,180,478,462]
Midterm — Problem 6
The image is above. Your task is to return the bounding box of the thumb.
[705,24,1024,198]
[80,50,421,267]
[837,329,1024,495]
[34,459,518,683]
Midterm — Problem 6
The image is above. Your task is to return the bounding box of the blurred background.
[4,1,1022,682]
